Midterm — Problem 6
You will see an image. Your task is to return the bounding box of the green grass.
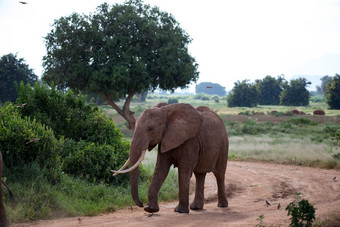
[5,153,178,223]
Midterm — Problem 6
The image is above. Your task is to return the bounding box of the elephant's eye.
[148,127,153,132]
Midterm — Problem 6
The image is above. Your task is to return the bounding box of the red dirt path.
[12,161,340,227]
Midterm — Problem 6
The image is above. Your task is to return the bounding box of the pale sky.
[1,0,340,91]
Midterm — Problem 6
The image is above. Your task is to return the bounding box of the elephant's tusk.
[111,158,130,176]
[111,149,146,175]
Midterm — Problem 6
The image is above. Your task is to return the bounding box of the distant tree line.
[195,82,226,96]
[227,75,312,107]
[226,74,340,108]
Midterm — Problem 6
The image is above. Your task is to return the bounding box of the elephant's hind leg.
[190,172,206,210]
[213,171,228,208]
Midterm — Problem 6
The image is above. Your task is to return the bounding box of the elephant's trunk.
[129,142,146,207]
[111,132,148,207]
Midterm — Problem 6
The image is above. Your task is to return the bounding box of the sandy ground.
[12,161,340,227]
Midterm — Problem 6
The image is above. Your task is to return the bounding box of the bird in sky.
[206,86,212,89]
[19,1,28,4]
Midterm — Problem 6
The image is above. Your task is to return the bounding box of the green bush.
[286,193,315,227]
[15,82,132,184]
[16,82,116,143]
[286,118,313,125]
[0,103,62,182]
[61,140,130,184]
[167,98,179,104]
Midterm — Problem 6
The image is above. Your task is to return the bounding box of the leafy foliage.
[0,103,61,182]
[325,74,340,109]
[280,78,311,106]
[316,75,333,96]
[167,98,179,104]
[195,82,226,96]
[227,80,259,107]
[61,140,130,184]
[0,53,37,103]
[255,75,284,105]
[42,0,199,128]
[286,193,315,227]
[16,82,123,145]
[15,82,131,183]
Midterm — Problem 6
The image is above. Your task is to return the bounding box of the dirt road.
[13,161,340,227]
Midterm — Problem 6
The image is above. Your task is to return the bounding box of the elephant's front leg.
[144,154,171,213]
[174,168,192,213]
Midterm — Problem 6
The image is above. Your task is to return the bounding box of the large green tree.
[0,53,37,103]
[195,82,226,96]
[326,74,340,109]
[255,75,284,105]
[280,78,311,106]
[227,80,259,107]
[42,0,199,129]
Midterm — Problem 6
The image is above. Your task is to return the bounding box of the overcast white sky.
[1,0,340,91]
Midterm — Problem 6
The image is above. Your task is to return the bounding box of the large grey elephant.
[112,103,229,213]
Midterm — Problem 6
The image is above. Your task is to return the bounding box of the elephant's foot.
[144,204,159,213]
[217,199,229,208]
[190,201,204,210]
[174,204,189,213]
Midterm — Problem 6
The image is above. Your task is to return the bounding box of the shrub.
[201,96,210,101]
[0,103,61,182]
[61,140,130,185]
[167,98,179,104]
[16,82,123,145]
[193,93,204,100]
[287,118,313,125]
[286,193,315,227]
[15,82,131,184]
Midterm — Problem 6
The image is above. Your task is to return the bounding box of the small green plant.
[286,192,315,227]
[255,214,279,227]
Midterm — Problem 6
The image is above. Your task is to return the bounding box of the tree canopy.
[255,75,284,105]
[227,80,259,107]
[0,53,37,103]
[326,74,340,109]
[195,82,226,96]
[316,75,333,96]
[42,0,199,129]
[280,78,311,106]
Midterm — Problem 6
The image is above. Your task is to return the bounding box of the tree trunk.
[104,91,137,130]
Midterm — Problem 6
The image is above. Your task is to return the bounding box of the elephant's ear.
[161,104,202,153]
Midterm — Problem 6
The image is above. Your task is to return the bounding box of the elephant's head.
[111,103,202,207]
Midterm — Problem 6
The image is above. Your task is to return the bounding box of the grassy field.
[102,94,340,169]
[5,94,340,223]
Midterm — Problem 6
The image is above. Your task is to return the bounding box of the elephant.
[112,103,229,213]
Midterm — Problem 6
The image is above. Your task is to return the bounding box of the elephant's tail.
[2,180,14,205]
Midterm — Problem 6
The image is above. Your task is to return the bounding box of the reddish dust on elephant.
[12,161,340,227]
